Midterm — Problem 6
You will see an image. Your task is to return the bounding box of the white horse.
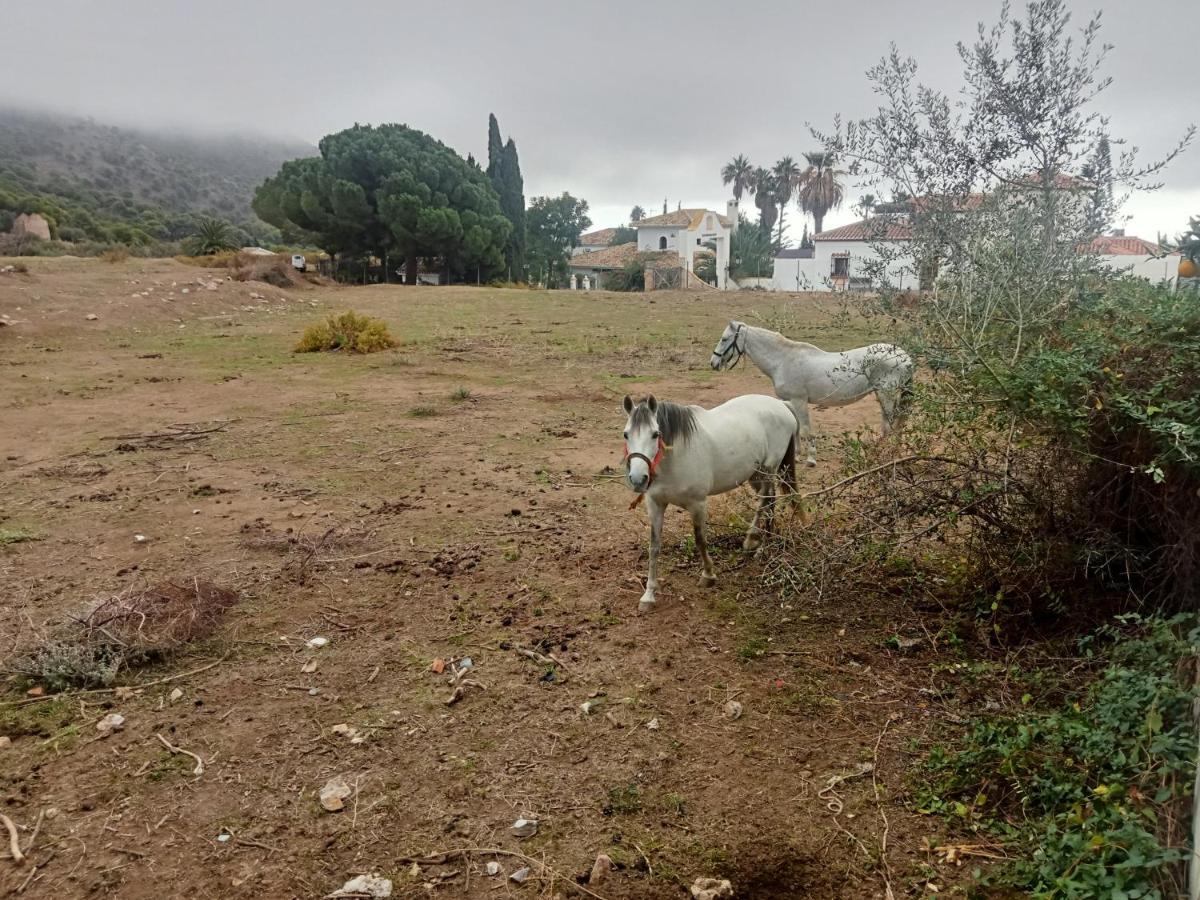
[710,320,915,466]
[621,393,798,613]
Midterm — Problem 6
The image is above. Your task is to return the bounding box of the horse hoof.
[638,597,657,614]
[699,574,717,588]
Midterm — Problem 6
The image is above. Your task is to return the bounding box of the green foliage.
[254,123,510,282]
[720,154,754,202]
[295,311,398,354]
[729,219,774,280]
[609,225,636,245]
[796,151,845,235]
[486,115,526,279]
[1163,214,1200,264]
[605,258,646,292]
[183,216,238,256]
[526,192,591,288]
[918,615,1198,898]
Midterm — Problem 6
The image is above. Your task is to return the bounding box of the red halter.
[623,436,667,509]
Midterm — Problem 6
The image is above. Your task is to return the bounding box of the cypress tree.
[485,114,526,279]
[486,114,503,181]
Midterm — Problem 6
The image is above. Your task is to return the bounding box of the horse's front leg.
[639,497,664,613]
[689,501,716,587]
[877,390,896,437]
[789,401,817,466]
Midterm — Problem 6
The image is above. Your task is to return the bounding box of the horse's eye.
[651,431,660,440]
[623,431,628,440]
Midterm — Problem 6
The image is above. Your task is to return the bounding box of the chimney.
[726,200,738,233]
[663,198,668,215]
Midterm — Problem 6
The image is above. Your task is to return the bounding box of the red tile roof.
[579,228,617,246]
[635,209,732,230]
[567,243,639,270]
[1087,235,1170,256]
[811,218,914,242]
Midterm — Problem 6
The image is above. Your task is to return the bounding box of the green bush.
[296,311,398,354]
[918,615,1198,898]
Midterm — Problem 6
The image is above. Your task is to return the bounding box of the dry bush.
[174,250,239,268]
[228,251,309,288]
[296,311,397,354]
[6,579,238,691]
[101,246,130,264]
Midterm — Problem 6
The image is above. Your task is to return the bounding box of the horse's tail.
[779,432,798,496]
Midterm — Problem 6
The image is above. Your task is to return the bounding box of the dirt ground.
[0,258,970,899]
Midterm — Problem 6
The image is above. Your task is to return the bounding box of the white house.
[771,247,815,292]
[770,218,915,292]
[633,205,734,290]
[1089,234,1179,284]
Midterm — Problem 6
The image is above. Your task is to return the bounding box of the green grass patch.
[0,525,41,545]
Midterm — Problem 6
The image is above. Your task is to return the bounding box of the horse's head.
[622,394,663,494]
[710,321,745,371]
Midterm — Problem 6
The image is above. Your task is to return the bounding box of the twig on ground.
[23,810,44,857]
[155,733,205,776]
[2,655,229,708]
[871,719,896,900]
[1,813,27,864]
[17,864,39,893]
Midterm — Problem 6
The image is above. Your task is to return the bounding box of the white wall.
[771,257,817,292]
[812,239,913,290]
[637,226,680,253]
[1100,254,1178,284]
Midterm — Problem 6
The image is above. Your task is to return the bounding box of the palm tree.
[721,154,754,202]
[855,193,877,218]
[772,156,801,247]
[185,216,238,256]
[796,151,846,235]
[747,167,779,235]
[630,205,646,223]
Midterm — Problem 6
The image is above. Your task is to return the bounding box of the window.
[696,238,702,245]
[832,255,850,277]
[659,236,667,250]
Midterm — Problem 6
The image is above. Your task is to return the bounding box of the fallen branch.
[800,454,1010,500]
[1,655,228,708]
[1,813,26,865]
[396,848,609,900]
[22,810,44,857]
[155,733,205,776]
[514,645,569,682]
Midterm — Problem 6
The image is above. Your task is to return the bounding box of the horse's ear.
[622,395,633,413]
[647,395,658,412]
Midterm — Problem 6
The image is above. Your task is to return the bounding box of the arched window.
[658,236,667,250]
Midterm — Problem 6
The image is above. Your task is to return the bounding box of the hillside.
[0,107,313,247]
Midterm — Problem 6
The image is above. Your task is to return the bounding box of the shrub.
[101,246,129,263]
[296,311,398,354]
[917,615,1198,897]
[229,251,307,287]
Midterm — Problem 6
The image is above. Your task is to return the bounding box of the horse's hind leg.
[876,390,897,437]
[689,501,717,587]
[744,474,775,551]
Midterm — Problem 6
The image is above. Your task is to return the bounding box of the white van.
[291,254,306,273]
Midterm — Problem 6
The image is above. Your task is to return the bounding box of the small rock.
[308,687,320,696]
[646,718,660,730]
[181,288,190,294]
[579,699,603,716]
[330,723,365,744]
[509,867,531,884]
[485,862,501,877]
[25,686,44,698]
[891,635,923,652]
[85,313,99,321]
[589,854,613,885]
[44,807,58,820]
[302,659,319,674]
[306,636,330,649]
[0,736,11,750]
[690,877,734,900]
[133,533,148,543]
[510,818,538,838]
[96,713,125,735]
[217,832,232,843]
[169,688,184,702]
[328,874,393,898]
[723,700,743,721]
[114,686,135,700]
[430,658,445,674]
[319,775,353,812]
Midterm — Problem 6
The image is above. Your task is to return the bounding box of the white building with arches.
[632,206,734,290]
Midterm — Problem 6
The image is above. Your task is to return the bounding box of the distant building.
[11,213,51,241]
[632,205,734,290]
[573,228,618,256]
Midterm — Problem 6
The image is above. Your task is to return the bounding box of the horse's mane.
[632,400,698,447]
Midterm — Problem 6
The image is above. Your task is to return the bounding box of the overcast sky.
[4,0,1196,241]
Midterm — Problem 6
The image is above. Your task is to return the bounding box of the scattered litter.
[589,853,613,885]
[302,659,319,674]
[579,698,604,716]
[646,718,660,731]
[169,687,183,702]
[723,700,743,721]
[456,657,474,671]
[485,862,502,877]
[308,687,320,696]
[430,658,446,674]
[327,873,393,898]
[133,533,148,543]
[25,686,43,698]
[319,776,353,812]
[817,761,876,814]
[690,876,734,899]
[96,713,126,735]
[331,723,365,744]
[306,636,330,649]
[509,867,531,884]
[509,818,538,838]
[217,830,232,843]
[85,313,99,321]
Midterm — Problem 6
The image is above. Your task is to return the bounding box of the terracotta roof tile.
[567,242,640,270]
[579,228,617,246]
[1087,235,1170,256]
[812,218,914,242]
[635,209,732,230]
